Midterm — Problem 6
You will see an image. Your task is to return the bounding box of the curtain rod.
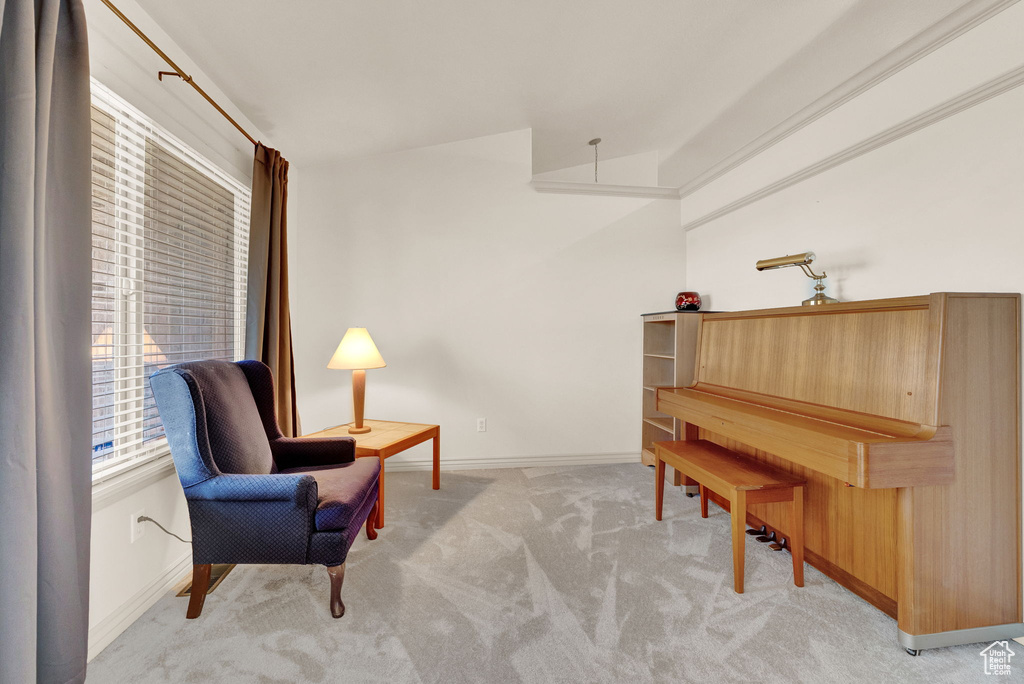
[100,0,259,147]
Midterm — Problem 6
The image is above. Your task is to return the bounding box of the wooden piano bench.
[654,440,807,594]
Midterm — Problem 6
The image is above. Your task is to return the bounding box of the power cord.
[138,515,191,544]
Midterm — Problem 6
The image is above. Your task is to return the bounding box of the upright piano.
[656,292,1022,651]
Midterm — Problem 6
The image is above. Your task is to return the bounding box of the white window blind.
[90,80,252,474]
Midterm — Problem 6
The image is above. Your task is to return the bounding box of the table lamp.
[327,328,386,434]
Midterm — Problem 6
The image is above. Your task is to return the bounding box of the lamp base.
[802,292,839,306]
[349,369,371,434]
[803,277,839,306]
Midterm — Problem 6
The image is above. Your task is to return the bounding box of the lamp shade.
[327,328,386,370]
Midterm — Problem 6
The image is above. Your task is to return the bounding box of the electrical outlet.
[130,509,146,543]
[477,418,487,432]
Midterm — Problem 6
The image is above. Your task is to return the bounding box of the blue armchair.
[150,359,380,619]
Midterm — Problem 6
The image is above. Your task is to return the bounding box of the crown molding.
[681,62,1024,231]
[673,0,1020,200]
[530,179,679,199]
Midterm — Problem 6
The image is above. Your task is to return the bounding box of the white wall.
[84,0,266,659]
[290,129,684,468]
[682,1,1024,308]
[685,85,1024,309]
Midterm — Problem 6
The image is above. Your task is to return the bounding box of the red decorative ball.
[675,292,702,311]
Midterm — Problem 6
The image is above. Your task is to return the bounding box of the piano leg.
[699,484,709,518]
[730,489,747,593]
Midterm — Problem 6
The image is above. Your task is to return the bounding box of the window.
[90,80,251,475]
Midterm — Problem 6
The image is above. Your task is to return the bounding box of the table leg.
[432,429,440,490]
[376,453,385,528]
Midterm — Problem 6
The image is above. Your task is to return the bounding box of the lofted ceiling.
[132,0,979,183]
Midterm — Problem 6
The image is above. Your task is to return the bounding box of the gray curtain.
[0,1,92,683]
[245,144,300,436]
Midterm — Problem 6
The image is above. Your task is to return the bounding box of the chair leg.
[366,501,379,540]
[699,484,709,518]
[730,490,746,594]
[186,564,211,619]
[327,563,346,618]
[792,486,805,587]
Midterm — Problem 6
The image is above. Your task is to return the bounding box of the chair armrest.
[186,473,317,506]
[184,473,319,565]
[271,436,356,470]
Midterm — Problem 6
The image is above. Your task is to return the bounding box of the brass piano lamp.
[755,252,839,306]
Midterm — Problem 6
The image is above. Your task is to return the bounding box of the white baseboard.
[87,552,192,662]
[382,451,641,472]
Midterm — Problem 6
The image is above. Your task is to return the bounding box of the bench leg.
[655,452,665,521]
[699,484,709,518]
[792,485,804,587]
[730,490,746,593]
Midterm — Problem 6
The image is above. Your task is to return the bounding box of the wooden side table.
[304,420,440,528]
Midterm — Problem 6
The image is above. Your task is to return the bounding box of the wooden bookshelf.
[640,311,701,471]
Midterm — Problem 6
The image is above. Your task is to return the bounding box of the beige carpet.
[88,464,995,683]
